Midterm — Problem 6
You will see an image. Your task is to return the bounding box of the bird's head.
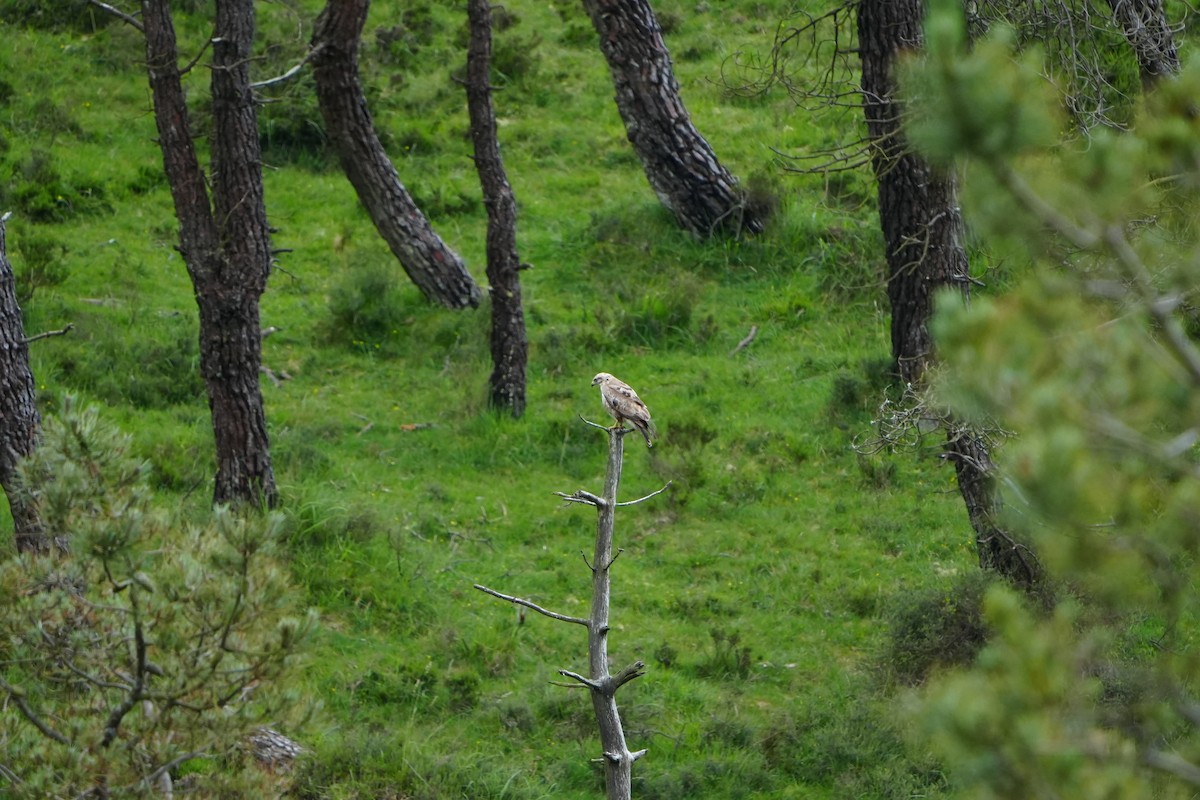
[592,373,612,386]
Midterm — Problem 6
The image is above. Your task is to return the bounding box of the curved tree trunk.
[1105,0,1180,87]
[580,0,764,238]
[858,0,1041,588]
[312,0,482,309]
[466,0,527,417]
[0,213,48,553]
[142,0,277,508]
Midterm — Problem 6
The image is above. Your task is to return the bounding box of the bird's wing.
[610,381,650,423]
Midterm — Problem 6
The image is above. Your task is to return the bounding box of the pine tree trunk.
[580,0,763,238]
[858,0,969,388]
[1105,0,1180,87]
[143,0,277,508]
[858,0,1041,587]
[466,0,527,418]
[0,213,48,553]
[312,0,482,309]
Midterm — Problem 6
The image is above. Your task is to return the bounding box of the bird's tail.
[639,421,655,448]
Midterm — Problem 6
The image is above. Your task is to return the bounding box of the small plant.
[323,261,411,347]
[12,232,68,303]
[0,401,313,797]
[3,150,110,223]
[654,641,678,668]
[878,570,996,687]
[698,628,752,679]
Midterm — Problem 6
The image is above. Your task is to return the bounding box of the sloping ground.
[0,1,973,796]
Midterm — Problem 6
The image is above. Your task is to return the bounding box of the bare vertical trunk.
[474,422,656,798]
[858,0,1041,587]
[312,0,482,309]
[0,213,47,553]
[1105,0,1180,87]
[142,0,277,507]
[591,430,635,800]
[465,0,527,417]
[580,0,764,237]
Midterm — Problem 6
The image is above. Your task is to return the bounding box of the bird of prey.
[591,372,655,447]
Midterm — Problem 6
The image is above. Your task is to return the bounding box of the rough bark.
[858,0,968,387]
[312,0,482,309]
[0,213,48,553]
[1105,0,1180,87]
[580,0,764,238]
[946,425,1041,586]
[465,0,528,418]
[142,0,277,508]
[858,0,1042,587]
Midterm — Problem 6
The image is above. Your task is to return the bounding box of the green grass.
[0,1,980,797]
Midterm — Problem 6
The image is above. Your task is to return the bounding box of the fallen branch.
[729,324,758,355]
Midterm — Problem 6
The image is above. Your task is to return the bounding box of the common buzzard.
[591,372,655,447]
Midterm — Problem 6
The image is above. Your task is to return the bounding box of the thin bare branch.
[1145,748,1200,785]
[1102,223,1200,386]
[0,675,70,745]
[0,761,20,784]
[558,669,601,690]
[992,164,1100,249]
[473,584,588,626]
[555,489,606,507]
[138,751,207,790]
[22,323,74,344]
[86,0,144,32]
[612,660,646,689]
[251,48,317,89]
[577,413,613,433]
[615,480,673,507]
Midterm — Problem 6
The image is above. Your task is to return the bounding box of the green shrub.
[373,4,445,70]
[0,0,115,31]
[3,149,111,223]
[0,402,312,798]
[323,261,411,347]
[258,76,333,170]
[56,312,204,409]
[12,232,68,303]
[879,570,996,687]
[697,628,752,679]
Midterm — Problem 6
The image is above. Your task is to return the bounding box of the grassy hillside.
[1,1,978,797]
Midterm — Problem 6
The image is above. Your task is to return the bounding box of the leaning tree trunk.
[142,0,278,508]
[1105,0,1180,87]
[858,0,1041,587]
[580,0,764,238]
[0,213,48,553]
[312,0,482,309]
[466,0,527,417]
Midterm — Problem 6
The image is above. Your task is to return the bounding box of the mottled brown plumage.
[592,372,655,447]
